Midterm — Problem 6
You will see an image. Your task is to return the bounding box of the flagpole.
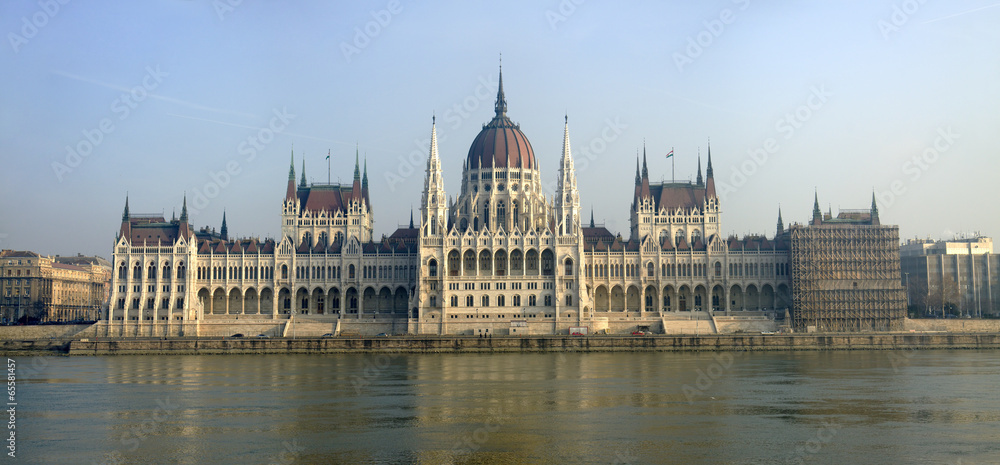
[327,149,331,184]
[671,147,675,183]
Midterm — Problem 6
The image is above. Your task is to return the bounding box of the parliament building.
[105,68,802,337]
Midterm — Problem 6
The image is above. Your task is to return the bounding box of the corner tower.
[421,116,448,237]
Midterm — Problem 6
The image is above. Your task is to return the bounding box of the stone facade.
[1,250,110,323]
[900,236,999,317]
[105,68,795,337]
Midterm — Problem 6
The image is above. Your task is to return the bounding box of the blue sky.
[1,0,998,258]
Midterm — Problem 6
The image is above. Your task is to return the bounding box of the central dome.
[466,69,536,170]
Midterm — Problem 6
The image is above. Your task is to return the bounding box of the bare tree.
[940,276,961,316]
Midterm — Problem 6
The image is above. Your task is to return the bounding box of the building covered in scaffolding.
[788,193,906,332]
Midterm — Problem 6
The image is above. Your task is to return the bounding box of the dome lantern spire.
[494,56,507,117]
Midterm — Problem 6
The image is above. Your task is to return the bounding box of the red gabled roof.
[389,228,419,240]
[327,241,342,254]
[692,238,706,251]
[52,262,85,272]
[651,183,707,211]
[295,241,311,254]
[583,227,615,247]
[625,238,641,252]
[0,250,41,258]
[727,237,742,250]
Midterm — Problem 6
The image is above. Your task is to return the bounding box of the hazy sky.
[2,1,998,258]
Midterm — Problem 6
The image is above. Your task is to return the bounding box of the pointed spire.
[696,153,703,185]
[706,140,714,179]
[409,208,414,229]
[704,143,717,199]
[351,146,362,203]
[361,155,370,210]
[812,190,823,225]
[180,194,188,222]
[589,207,595,228]
[299,158,307,188]
[634,157,641,185]
[494,56,507,117]
[362,157,368,190]
[122,195,130,221]
[353,147,361,182]
[560,114,572,163]
[870,191,880,225]
[288,145,295,181]
[430,115,440,163]
[220,210,228,241]
[641,144,648,179]
[776,207,784,236]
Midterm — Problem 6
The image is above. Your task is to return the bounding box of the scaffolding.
[790,224,906,332]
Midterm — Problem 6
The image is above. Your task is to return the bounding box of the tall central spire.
[495,57,507,117]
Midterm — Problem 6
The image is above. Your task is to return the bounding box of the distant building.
[900,236,998,317]
[787,194,907,332]
[0,250,111,323]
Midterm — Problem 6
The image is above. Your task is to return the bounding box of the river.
[13,350,1000,464]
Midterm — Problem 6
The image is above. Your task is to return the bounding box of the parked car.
[230,333,244,338]
[256,334,269,338]
[376,333,389,337]
[321,333,335,338]
[631,331,647,336]
[571,331,584,336]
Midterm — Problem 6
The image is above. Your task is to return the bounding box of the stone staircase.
[660,311,717,335]
[283,315,338,338]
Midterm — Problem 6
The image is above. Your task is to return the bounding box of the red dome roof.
[467,116,535,170]
[466,66,536,170]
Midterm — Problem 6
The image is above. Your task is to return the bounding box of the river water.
[12,350,1000,464]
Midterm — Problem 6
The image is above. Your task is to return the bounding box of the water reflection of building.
[900,236,998,317]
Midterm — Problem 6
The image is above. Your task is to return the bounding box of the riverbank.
[1,332,985,354]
